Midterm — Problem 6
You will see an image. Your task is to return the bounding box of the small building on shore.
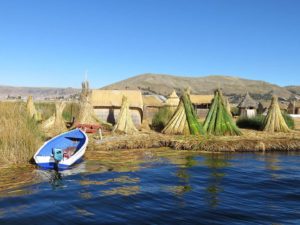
[237,92,258,118]
[90,90,143,127]
[190,94,214,118]
[142,95,165,122]
[288,101,300,114]
[258,100,288,115]
[164,90,180,108]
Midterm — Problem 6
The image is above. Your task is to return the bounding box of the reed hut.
[113,96,138,134]
[90,90,143,127]
[203,89,241,136]
[142,95,165,122]
[164,90,180,108]
[262,96,290,133]
[288,101,300,115]
[162,91,205,135]
[189,95,214,118]
[258,100,288,115]
[237,92,258,118]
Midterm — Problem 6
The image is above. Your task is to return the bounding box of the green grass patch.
[152,106,174,131]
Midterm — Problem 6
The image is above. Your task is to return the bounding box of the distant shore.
[86,130,300,158]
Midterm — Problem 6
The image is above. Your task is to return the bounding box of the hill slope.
[0,85,79,100]
[101,73,294,100]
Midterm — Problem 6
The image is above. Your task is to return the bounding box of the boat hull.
[34,129,88,170]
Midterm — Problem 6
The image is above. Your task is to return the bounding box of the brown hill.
[0,85,79,100]
[285,86,300,96]
[101,73,294,100]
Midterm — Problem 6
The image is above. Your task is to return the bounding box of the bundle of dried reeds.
[41,101,67,135]
[26,96,41,121]
[262,96,290,132]
[113,96,138,134]
[203,89,241,136]
[75,80,100,125]
[162,91,204,135]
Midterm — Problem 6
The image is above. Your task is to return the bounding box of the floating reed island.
[88,89,300,155]
[1,82,300,167]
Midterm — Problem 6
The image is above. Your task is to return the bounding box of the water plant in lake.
[151,106,173,131]
[203,89,241,136]
[0,102,43,165]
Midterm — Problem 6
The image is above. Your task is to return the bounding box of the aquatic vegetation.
[0,102,43,165]
[236,115,265,130]
[151,106,173,131]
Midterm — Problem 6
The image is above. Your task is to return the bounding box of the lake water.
[1,149,300,225]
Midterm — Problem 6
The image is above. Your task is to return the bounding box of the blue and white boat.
[34,129,88,169]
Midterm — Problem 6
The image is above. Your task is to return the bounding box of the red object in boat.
[75,124,101,133]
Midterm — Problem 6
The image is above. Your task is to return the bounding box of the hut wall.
[94,107,142,127]
[144,106,160,122]
[195,108,209,118]
[240,108,256,118]
[193,104,210,118]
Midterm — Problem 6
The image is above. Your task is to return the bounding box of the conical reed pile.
[26,96,41,121]
[262,96,290,132]
[162,91,205,135]
[75,80,99,125]
[41,101,67,135]
[113,96,138,134]
[203,89,241,136]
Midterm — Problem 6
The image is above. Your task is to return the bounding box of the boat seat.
[63,146,77,159]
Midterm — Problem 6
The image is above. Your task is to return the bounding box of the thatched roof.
[238,92,258,109]
[190,95,214,105]
[259,100,288,110]
[164,90,179,107]
[90,90,143,110]
[288,101,300,108]
[143,95,164,107]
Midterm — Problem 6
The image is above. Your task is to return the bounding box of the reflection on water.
[1,150,300,224]
[204,154,230,207]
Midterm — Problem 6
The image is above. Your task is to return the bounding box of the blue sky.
[0,0,299,88]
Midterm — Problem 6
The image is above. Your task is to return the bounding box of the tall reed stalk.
[0,102,43,165]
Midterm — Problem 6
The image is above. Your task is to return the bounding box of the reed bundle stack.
[162,90,204,135]
[113,96,138,134]
[224,97,231,115]
[76,80,99,125]
[26,96,41,121]
[203,89,241,136]
[41,101,67,135]
[262,96,290,133]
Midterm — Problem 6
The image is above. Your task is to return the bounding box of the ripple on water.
[1,151,300,225]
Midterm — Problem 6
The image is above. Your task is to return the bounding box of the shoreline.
[86,129,300,157]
